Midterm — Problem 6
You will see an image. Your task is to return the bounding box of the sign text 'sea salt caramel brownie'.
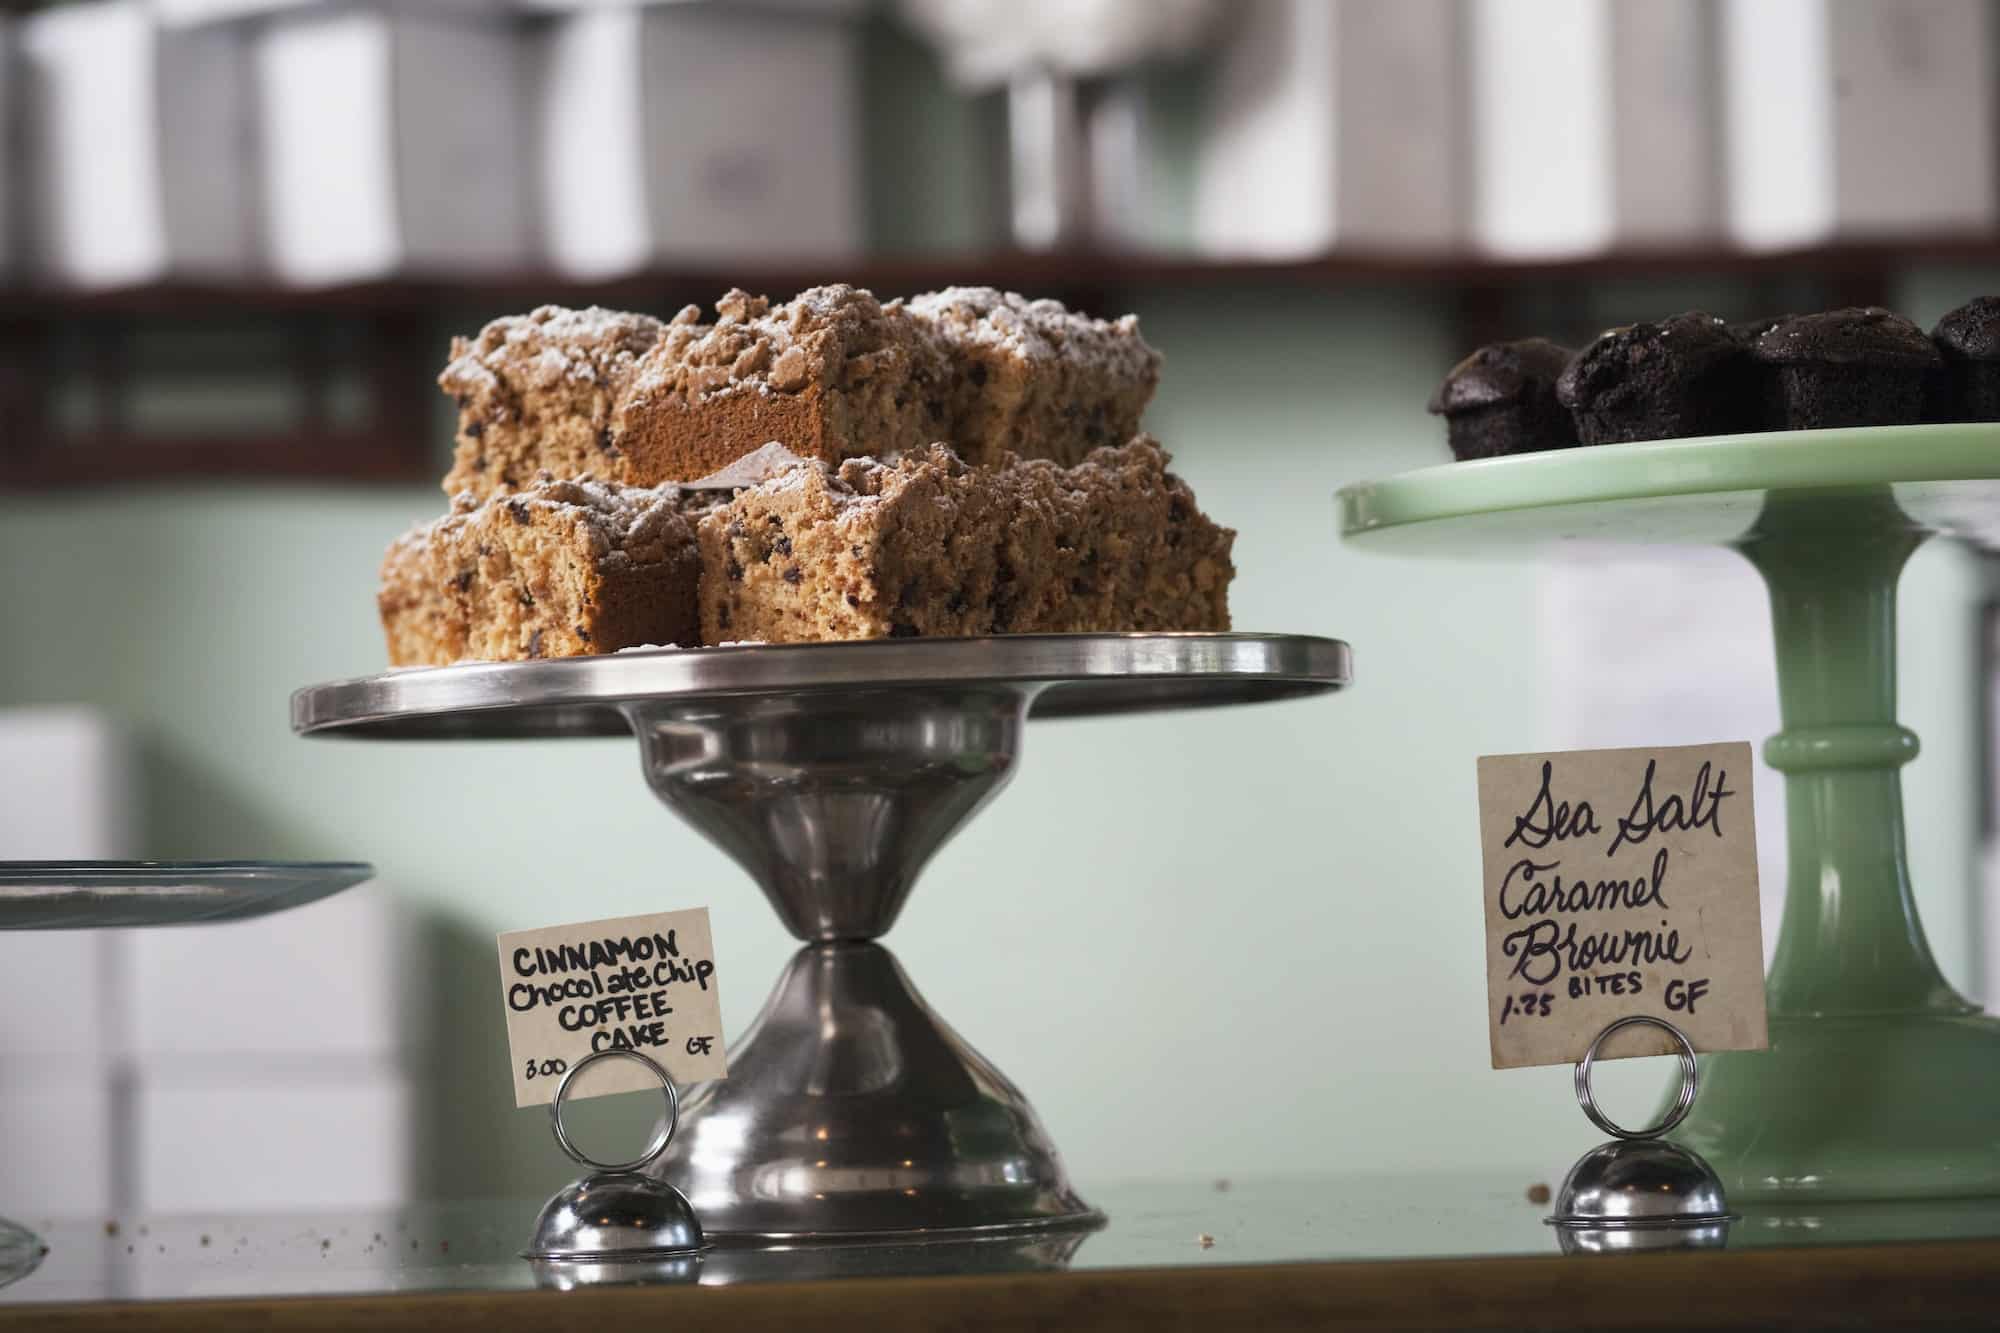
[697,438,1233,644]
[437,286,1162,498]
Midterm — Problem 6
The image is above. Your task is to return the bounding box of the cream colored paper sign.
[1477,743,1768,1069]
[497,907,727,1108]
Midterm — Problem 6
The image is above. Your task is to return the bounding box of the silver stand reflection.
[294,634,1350,1242]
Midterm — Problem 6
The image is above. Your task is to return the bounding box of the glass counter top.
[7,1173,2000,1311]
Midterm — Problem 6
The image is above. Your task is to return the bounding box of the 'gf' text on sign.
[1476,743,1769,1069]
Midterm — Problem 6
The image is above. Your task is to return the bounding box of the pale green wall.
[0,280,1985,1198]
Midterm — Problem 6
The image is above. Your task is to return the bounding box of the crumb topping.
[439,305,664,399]
[907,286,1161,381]
[625,285,943,405]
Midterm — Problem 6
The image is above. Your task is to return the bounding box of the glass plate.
[0,861,374,930]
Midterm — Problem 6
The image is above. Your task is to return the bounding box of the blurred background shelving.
[0,236,1959,484]
[6,0,2000,484]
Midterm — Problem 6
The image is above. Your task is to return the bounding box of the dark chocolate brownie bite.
[1930,297,2000,421]
[1426,338,1578,460]
[1555,312,1754,445]
[1750,307,1939,431]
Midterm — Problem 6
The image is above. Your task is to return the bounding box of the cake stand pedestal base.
[1684,1014,2000,1201]
[658,942,1099,1241]
[1671,490,2000,1201]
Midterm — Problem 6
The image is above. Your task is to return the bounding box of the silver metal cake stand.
[292,633,1349,1243]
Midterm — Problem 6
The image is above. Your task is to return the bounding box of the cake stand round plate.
[292,632,1349,739]
[0,861,374,929]
[292,632,1348,1243]
[1341,423,2000,1203]
[1339,422,2000,550]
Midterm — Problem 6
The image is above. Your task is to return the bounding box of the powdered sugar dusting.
[421,475,690,554]
[908,286,1158,379]
[614,639,769,653]
[440,305,665,398]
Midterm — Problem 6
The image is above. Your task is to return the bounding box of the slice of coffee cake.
[908,286,1162,467]
[379,476,700,666]
[695,437,1233,643]
[440,305,666,499]
[614,285,954,481]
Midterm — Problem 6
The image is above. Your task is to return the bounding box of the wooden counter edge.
[6,1238,1999,1332]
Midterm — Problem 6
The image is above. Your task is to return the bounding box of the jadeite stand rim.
[1337,422,2000,539]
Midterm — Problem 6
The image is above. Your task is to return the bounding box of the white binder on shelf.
[0,18,14,282]
[20,0,255,289]
[153,0,506,22]
[255,5,531,286]
[1194,0,1463,259]
[1723,0,1996,250]
[1469,0,1723,259]
[533,2,862,278]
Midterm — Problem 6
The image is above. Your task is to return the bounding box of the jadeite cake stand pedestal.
[293,633,1349,1242]
[1340,423,2000,1203]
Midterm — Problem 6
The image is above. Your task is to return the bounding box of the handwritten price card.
[1477,743,1768,1069]
[496,907,728,1108]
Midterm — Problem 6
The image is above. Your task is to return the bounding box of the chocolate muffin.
[1426,338,1578,460]
[1727,315,1788,346]
[1555,313,1754,445]
[1750,307,1939,431]
[1930,297,2000,421]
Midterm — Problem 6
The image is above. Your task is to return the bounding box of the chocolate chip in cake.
[465,421,484,439]
[889,622,920,638]
[527,629,545,657]
[507,500,530,525]
[725,557,744,582]
[783,565,803,585]
[774,535,793,557]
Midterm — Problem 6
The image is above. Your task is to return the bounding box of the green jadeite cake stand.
[1340,422,2000,1203]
